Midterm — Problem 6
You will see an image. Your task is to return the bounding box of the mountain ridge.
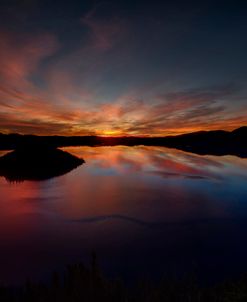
[0,126,246,157]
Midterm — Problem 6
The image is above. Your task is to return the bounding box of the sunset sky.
[0,0,246,136]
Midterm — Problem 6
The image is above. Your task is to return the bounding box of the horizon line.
[0,125,246,139]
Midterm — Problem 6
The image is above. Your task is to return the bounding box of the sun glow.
[101,130,123,136]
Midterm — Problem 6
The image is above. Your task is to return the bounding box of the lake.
[0,146,247,285]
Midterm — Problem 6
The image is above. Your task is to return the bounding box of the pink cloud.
[0,30,59,89]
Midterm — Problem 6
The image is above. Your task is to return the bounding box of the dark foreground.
[0,147,84,181]
[1,256,247,302]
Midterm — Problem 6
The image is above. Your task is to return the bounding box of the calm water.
[0,146,247,285]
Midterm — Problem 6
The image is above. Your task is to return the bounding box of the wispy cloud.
[0,14,246,136]
[81,5,126,51]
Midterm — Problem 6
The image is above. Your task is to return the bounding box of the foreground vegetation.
[0,254,247,302]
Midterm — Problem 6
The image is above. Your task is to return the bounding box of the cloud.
[0,78,246,136]
[0,30,59,89]
[0,25,246,136]
[81,7,125,51]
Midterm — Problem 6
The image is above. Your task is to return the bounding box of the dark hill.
[163,127,247,157]
[0,147,84,182]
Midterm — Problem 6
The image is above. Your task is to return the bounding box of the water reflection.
[62,145,247,180]
[0,146,246,285]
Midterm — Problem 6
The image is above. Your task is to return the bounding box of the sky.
[0,0,246,136]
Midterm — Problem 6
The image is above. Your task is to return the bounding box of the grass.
[1,254,247,301]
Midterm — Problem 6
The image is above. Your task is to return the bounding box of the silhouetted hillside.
[163,126,247,157]
[0,126,246,157]
[0,147,84,181]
